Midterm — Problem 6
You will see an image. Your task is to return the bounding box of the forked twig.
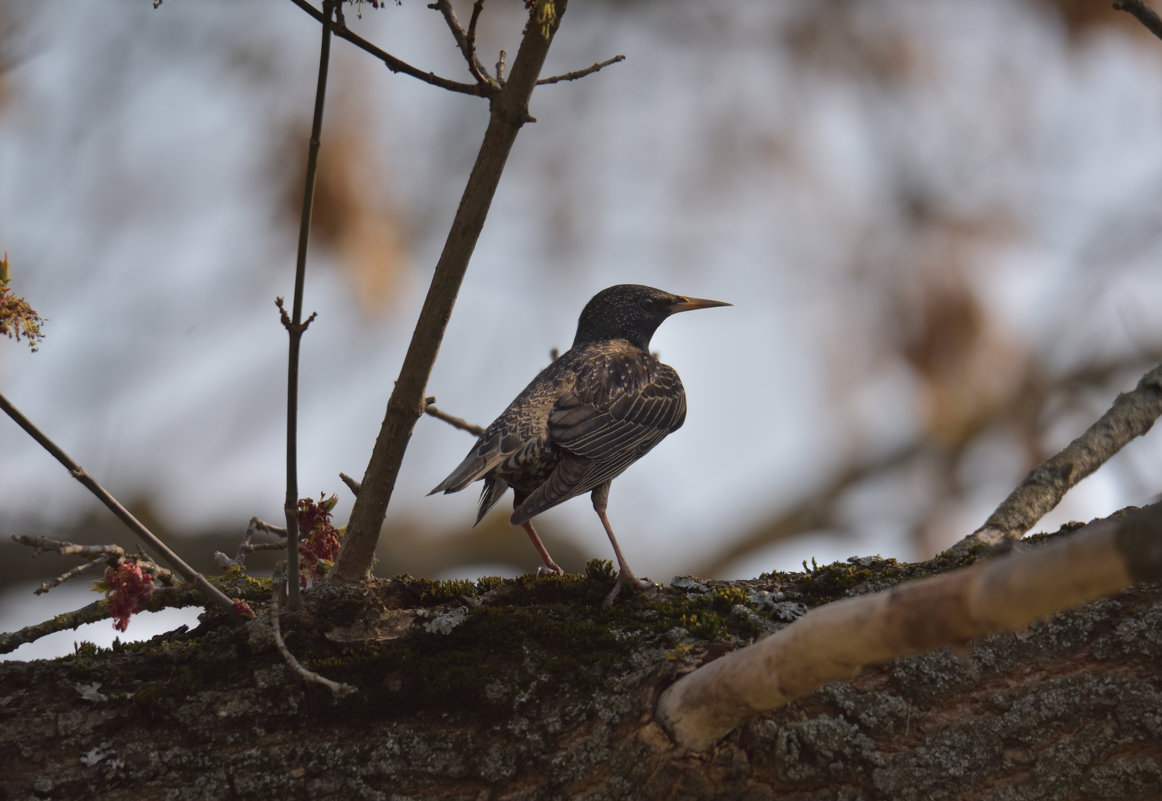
[429,0,494,86]
[287,0,489,97]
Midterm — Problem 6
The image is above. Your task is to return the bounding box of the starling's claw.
[601,571,652,608]
[535,563,565,581]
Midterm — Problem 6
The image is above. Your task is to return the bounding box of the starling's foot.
[601,571,652,608]
[535,563,565,581]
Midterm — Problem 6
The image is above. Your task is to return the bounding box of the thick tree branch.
[656,504,1162,752]
[333,2,570,581]
[961,361,1162,549]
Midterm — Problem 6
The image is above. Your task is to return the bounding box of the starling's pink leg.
[521,520,564,575]
[591,483,641,607]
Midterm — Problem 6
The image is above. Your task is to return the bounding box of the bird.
[429,284,730,606]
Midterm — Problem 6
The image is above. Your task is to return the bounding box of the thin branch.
[0,391,238,616]
[467,0,487,78]
[429,0,494,86]
[537,54,625,86]
[12,535,126,560]
[12,536,126,595]
[0,600,109,656]
[1114,0,1162,42]
[656,504,1162,752]
[334,1,572,581]
[287,0,489,97]
[13,534,182,593]
[424,396,485,437]
[0,584,207,657]
[34,557,109,595]
[282,0,337,610]
[958,361,1162,550]
[340,472,362,496]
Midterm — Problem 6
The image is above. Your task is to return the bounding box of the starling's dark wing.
[510,353,686,524]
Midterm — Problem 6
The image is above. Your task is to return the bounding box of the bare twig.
[339,472,362,496]
[34,557,109,595]
[287,0,489,97]
[12,535,126,560]
[467,0,487,77]
[334,1,571,582]
[537,54,625,86]
[959,362,1162,550]
[281,0,337,610]
[424,396,485,437]
[12,535,181,592]
[269,579,356,696]
[0,391,238,615]
[429,0,494,86]
[656,504,1162,752]
[12,536,125,595]
[1114,0,1162,42]
[215,517,289,569]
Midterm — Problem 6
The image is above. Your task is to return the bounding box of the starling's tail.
[428,448,504,496]
[474,477,509,525]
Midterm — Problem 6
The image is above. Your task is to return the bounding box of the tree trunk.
[4,528,1161,801]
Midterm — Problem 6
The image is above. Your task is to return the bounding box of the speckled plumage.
[430,284,729,603]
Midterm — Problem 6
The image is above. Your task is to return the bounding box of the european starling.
[429,284,730,605]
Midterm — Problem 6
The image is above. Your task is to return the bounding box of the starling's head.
[572,284,731,350]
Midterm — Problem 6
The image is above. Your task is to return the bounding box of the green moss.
[412,577,479,605]
[475,575,508,593]
[710,585,749,611]
[680,611,730,640]
[73,641,101,658]
[584,558,616,582]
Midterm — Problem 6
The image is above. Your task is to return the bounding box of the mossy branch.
[656,504,1162,752]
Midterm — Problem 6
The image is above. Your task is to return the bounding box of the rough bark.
[3,525,1161,801]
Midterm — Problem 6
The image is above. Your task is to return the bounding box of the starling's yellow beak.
[668,295,732,314]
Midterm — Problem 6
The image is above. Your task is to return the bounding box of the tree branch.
[287,0,490,97]
[424,396,485,437]
[333,2,570,582]
[1114,0,1162,42]
[429,0,494,87]
[280,0,336,611]
[0,391,238,616]
[959,361,1162,550]
[656,504,1162,752]
[537,54,625,86]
